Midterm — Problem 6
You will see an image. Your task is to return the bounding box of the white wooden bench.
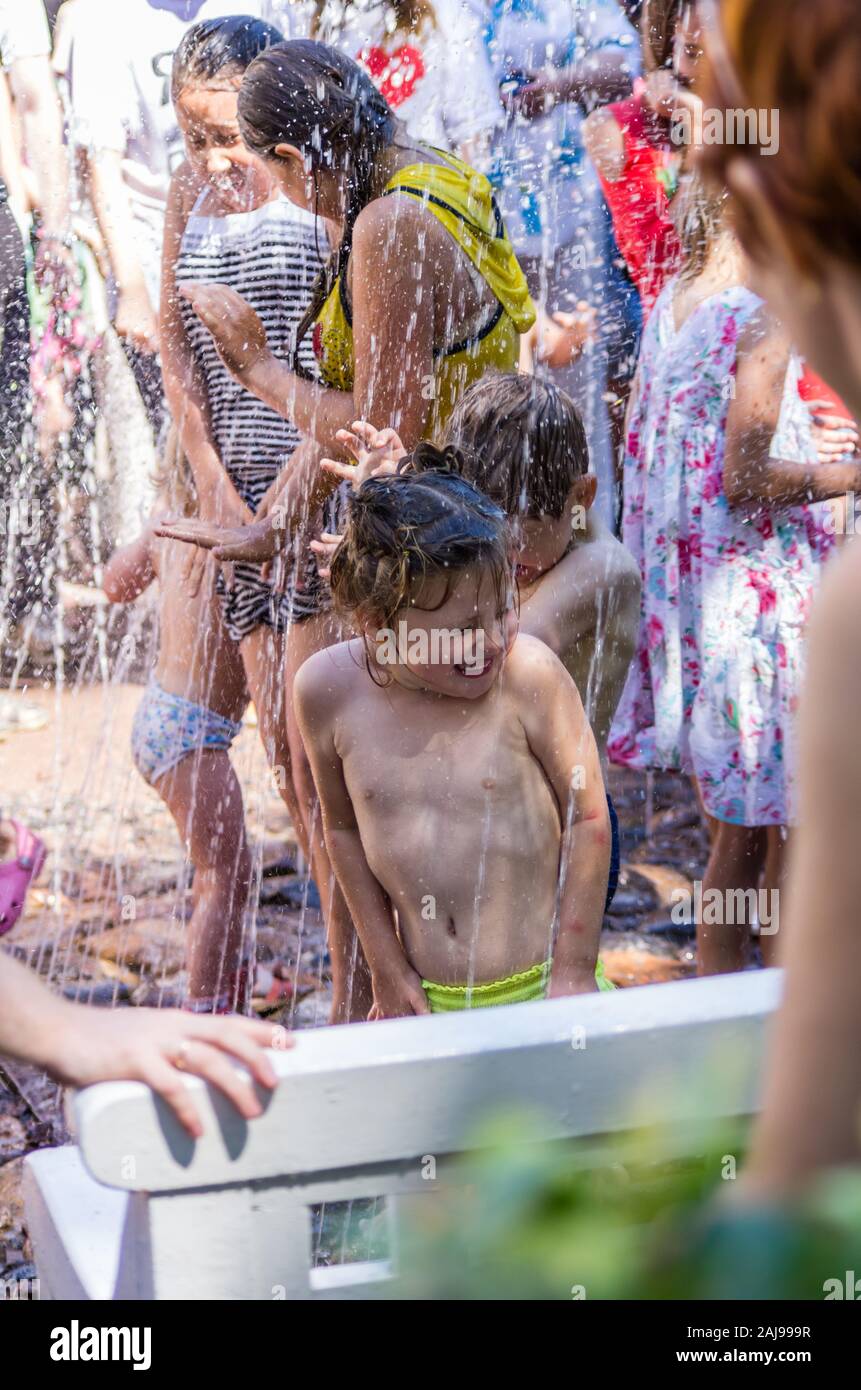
[24,970,781,1300]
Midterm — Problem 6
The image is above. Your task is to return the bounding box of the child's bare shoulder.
[504,636,585,738]
[294,639,367,722]
[534,526,640,651]
[564,522,639,595]
[505,633,571,692]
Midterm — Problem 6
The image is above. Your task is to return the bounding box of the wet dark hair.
[171,15,284,103]
[641,0,685,71]
[237,40,398,375]
[329,445,513,643]
[442,373,589,520]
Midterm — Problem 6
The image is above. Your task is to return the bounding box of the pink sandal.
[0,821,47,938]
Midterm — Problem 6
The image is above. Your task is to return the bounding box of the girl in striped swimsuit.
[161,16,324,843]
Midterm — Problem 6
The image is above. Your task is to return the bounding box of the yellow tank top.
[311,149,536,439]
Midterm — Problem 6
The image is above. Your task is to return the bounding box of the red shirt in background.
[597,91,853,420]
[595,92,682,316]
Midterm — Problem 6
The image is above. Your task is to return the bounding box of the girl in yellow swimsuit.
[311,146,535,438]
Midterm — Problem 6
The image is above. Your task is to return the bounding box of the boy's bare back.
[517,514,641,760]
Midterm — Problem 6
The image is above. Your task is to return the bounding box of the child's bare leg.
[285,611,374,1023]
[690,774,718,843]
[698,815,767,975]
[156,751,251,1007]
[760,825,788,967]
[240,625,309,860]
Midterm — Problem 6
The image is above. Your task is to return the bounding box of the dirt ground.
[0,676,706,1286]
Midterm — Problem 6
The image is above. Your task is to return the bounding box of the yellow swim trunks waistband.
[422,958,616,1012]
[422,960,551,1013]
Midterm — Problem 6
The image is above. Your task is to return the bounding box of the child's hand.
[368,965,430,1019]
[309,530,344,581]
[322,421,407,489]
[643,68,679,122]
[547,968,599,998]
[54,1007,286,1138]
[179,282,269,379]
[156,515,281,563]
[536,306,596,369]
[808,400,859,461]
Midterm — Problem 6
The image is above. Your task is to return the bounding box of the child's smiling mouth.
[454,656,495,678]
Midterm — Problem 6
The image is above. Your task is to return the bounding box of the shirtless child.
[295,459,612,1017]
[444,374,641,761]
[103,438,251,1013]
[318,374,641,906]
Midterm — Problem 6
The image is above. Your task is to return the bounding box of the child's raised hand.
[309,530,344,581]
[322,421,407,489]
[643,67,680,122]
[808,400,859,461]
[536,305,597,369]
[368,966,430,1020]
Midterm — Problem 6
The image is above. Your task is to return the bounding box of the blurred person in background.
[60,0,270,446]
[697,0,861,1196]
[480,0,642,524]
[0,0,74,715]
[306,0,501,168]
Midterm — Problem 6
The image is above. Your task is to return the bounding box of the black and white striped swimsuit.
[176,192,324,642]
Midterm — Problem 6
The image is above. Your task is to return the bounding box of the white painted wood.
[22,1148,129,1301]
[72,971,782,1191]
[24,970,782,1300]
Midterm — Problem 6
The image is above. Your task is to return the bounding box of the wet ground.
[0,677,707,1286]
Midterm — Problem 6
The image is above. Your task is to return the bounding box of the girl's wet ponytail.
[237,41,398,376]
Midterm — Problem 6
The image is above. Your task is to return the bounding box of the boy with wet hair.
[320,372,641,907]
[444,372,640,762]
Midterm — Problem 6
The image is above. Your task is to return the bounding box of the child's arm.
[725,310,861,507]
[513,638,611,994]
[583,107,626,182]
[294,654,430,1018]
[101,524,157,604]
[160,165,253,528]
[534,306,597,370]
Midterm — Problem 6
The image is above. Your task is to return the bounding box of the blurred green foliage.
[395,1112,861,1300]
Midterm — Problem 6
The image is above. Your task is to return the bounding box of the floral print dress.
[607,283,834,825]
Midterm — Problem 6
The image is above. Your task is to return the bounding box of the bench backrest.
[66,971,780,1299]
